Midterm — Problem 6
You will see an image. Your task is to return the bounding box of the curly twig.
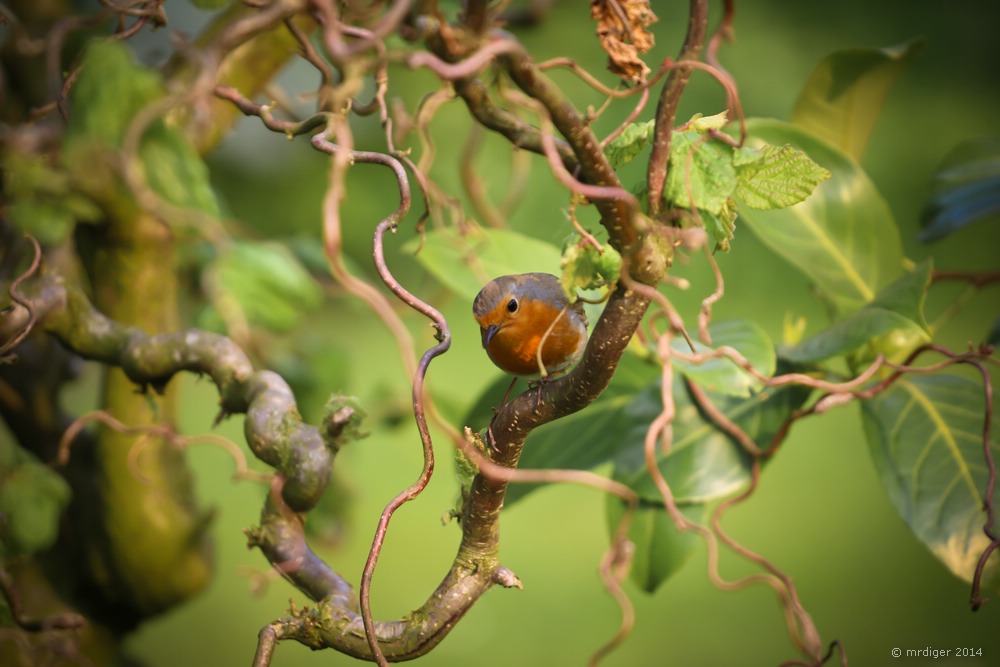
[461,123,505,228]
[644,334,824,663]
[55,409,269,483]
[697,244,725,343]
[362,204,451,666]
[536,56,672,99]
[0,235,42,363]
[589,524,636,667]
[706,0,736,92]
[406,38,523,80]
[284,16,334,104]
[214,85,330,135]
[499,48,638,253]
[535,108,640,218]
[710,462,823,659]
[451,74,578,171]
[0,566,86,633]
[599,85,651,149]
[313,0,410,64]
[310,125,464,663]
[930,270,1000,288]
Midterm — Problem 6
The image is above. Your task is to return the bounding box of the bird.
[472,272,588,380]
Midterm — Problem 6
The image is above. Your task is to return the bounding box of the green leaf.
[205,241,323,333]
[64,41,163,147]
[603,119,654,168]
[471,352,810,509]
[63,40,220,219]
[287,234,334,274]
[613,378,746,503]
[494,352,660,506]
[560,239,622,296]
[867,258,932,328]
[781,261,932,364]
[190,0,233,9]
[782,309,924,365]
[406,227,562,301]
[862,374,999,589]
[0,451,71,558]
[988,317,1000,347]
[736,119,905,315]
[614,368,812,504]
[919,137,1000,243]
[792,38,925,160]
[686,111,730,132]
[734,144,831,209]
[140,122,221,218]
[4,152,103,244]
[701,198,738,253]
[671,319,776,397]
[606,496,703,593]
[665,130,737,215]
[613,375,810,503]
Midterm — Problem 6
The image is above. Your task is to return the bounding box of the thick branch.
[477,283,651,515]
[498,48,637,251]
[163,0,316,154]
[413,19,663,594]
[6,268,516,662]
[452,75,578,170]
[14,271,332,509]
[647,0,709,216]
[462,0,491,34]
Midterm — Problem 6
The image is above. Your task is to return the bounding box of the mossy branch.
[5,267,522,662]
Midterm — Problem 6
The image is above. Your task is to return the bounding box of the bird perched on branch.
[472,272,588,380]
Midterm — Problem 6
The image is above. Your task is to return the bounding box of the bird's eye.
[506,298,518,313]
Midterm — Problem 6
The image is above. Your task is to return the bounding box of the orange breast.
[485,300,586,377]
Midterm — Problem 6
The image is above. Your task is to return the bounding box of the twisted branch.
[647,0,708,216]
[0,566,86,633]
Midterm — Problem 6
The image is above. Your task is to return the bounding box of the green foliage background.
[39,0,1000,664]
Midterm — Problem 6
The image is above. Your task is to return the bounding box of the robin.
[472,272,588,380]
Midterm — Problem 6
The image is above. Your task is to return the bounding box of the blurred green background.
[60,0,1000,664]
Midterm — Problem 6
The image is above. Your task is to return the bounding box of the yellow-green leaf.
[560,239,621,296]
[665,130,736,215]
[862,374,999,591]
[781,260,932,364]
[734,144,831,210]
[736,119,904,315]
[63,40,220,219]
[205,241,323,333]
[671,319,775,397]
[792,38,925,160]
[603,119,654,169]
[0,445,71,558]
[606,497,703,593]
[406,227,562,302]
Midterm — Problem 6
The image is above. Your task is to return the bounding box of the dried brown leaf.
[590,0,659,83]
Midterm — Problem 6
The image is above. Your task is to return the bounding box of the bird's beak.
[482,324,499,348]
